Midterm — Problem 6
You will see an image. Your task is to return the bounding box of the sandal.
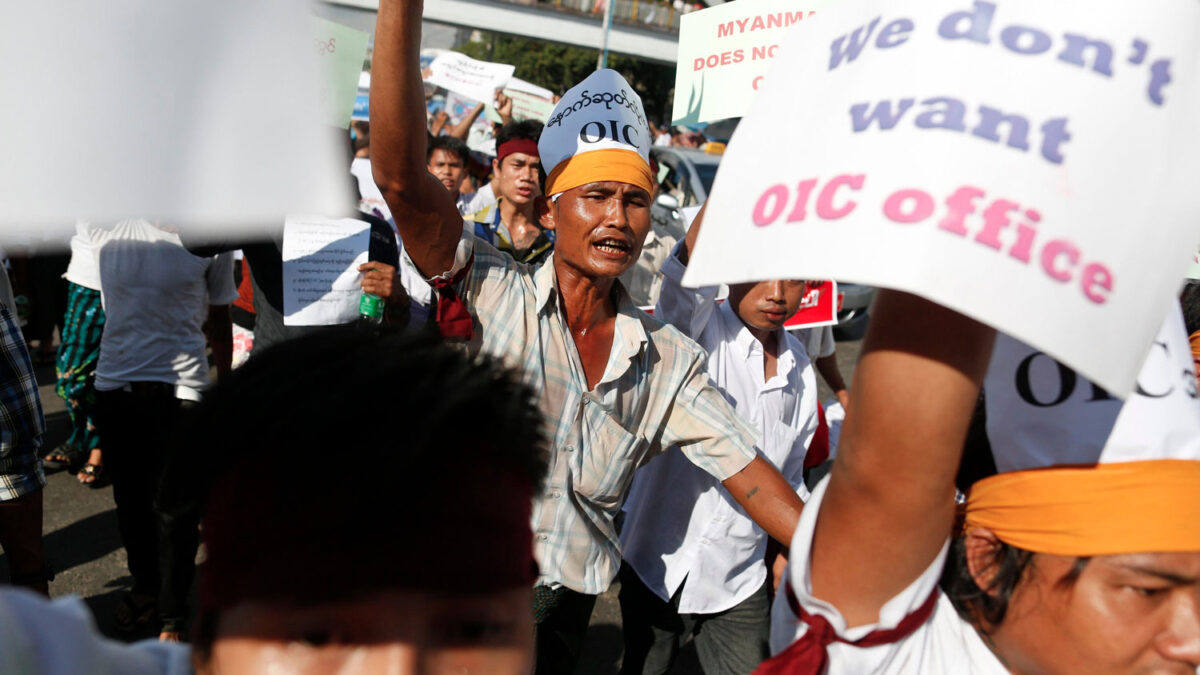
[77,463,107,488]
[43,443,81,467]
[113,592,158,634]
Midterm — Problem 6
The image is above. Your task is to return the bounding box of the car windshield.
[693,163,719,194]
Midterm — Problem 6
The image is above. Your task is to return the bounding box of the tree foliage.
[457,33,675,123]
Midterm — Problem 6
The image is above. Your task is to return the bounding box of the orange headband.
[544,148,655,197]
[964,459,1200,556]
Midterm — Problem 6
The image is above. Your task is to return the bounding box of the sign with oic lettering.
[425,52,515,109]
[785,280,839,329]
[540,69,652,176]
[0,0,348,236]
[683,0,1200,397]
[984,307,1200,472]
[672,0,838,125]
[310,17,370,129]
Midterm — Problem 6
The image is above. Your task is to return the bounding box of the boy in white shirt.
[619,204,819,675]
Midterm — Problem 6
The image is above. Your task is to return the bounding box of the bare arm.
[815,353,850,409]
[206,305,233,381]
[810,290,995,627]
[722,455,804,548]
[371,0,462,277]
[447,102,486,140]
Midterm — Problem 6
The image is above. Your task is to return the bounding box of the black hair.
[164,327,548,656]
[941,393,1089,632]
[426,134,470,166]
[494,120,544,158]
[1181,281,1200,336]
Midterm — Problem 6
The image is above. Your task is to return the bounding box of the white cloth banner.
[0,0,347,239]
[282,215,370,326]
[425,52,515,107]
[684,0,1200,396]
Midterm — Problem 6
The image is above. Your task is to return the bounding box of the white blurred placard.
[684,0,1200,397]
[0,0,349,243]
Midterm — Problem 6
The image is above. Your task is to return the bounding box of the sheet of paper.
[485,88,557,124]
[282,216,371,326]
[672,0,838,125]
[425,52,515,107]
[683,0,1200,396]
[310,17,371,129]
[0,1,348,239]
[785,280,839,329]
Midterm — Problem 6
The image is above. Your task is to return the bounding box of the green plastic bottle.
[359,292,385,324]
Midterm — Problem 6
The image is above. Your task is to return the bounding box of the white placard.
[672,0,836,125]
[683,0,1200,397]
[984,306,1200,471]
[425,52,515,107]
[0,1,347,240]
[282,216,371,326]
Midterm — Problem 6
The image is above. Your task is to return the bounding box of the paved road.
[2,331,864,671]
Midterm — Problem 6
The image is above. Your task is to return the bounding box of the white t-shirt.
[64,221,101,291]
[461,182,496,216]
[769,477,1007,674]
[796,324,836,360]
[0,589,190,675]
[92,220,236,397]
[621,242,819,615]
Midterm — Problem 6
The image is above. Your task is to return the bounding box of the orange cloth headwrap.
[544,148,655,198]
[963,459,1200,556]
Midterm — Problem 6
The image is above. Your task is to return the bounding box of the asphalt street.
[2,329,864,673]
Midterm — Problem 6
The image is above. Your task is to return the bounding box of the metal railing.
[496,0,682,33]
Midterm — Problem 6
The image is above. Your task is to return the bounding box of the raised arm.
[810,290,995,627]
[371,0,463,277]
[655,202,717,339]
[447,102,486,141]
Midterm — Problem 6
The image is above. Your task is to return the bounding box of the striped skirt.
[55,282,105,453]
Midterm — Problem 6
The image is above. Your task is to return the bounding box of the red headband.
[497,138,540,164]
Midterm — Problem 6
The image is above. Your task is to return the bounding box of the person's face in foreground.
[544,181,653,280]
[993,551,1200,674]
[199,587,533,675]
[492,152,541,207]
[727,280,808,333]
[427,149,466,197]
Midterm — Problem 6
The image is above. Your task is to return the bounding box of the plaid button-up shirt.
[452,236,758,594]
[0,303,46,502]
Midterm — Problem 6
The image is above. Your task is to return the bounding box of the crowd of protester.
[1,0,1199,673]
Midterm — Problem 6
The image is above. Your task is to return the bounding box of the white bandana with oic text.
[539,69,653,177]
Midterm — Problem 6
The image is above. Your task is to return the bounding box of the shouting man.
[370,1,807,671]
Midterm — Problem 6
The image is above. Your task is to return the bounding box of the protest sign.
[486,81,558,124]
[352,92,370,122]
[425,52,515,107]
[0,1,348,237]
[984,307,1200,471]
[282,215,371,326]
[683,0,1200,396]
[310,17,370,128]
[672,0,836,125]
[785,280,839,329]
